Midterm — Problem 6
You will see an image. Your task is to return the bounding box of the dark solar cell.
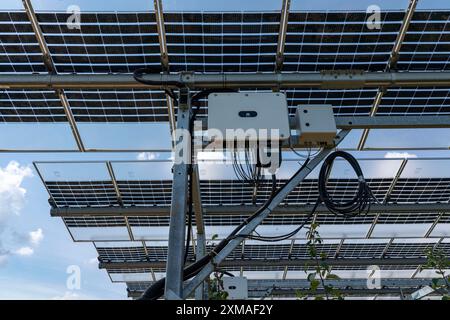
[164,12,279,72]
[46,180,119,207]
[378,87,450,115]
[118,180,172,206]
[338,243,386,258]
[0,90,66,122]
[65,89,168,122]
[0,12,47,73]
[284,11,403,72]
[397,11,450,71]
[37,12,160,73]
[388,178,450,204]
[64,216,126,228]
[200,178,390,206]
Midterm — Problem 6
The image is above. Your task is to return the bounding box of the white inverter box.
[207,92,290,142]
[223,277,248,300]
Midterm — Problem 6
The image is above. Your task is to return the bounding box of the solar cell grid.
[388,178,450,204]
[386,243,434,258]
[338,243,386,258]
[64,216,126,228]
[64,89,168,122]
[397,11,450,71]
[284,11,403,72]
[286,88,379,116]
[164,12,279,72]
[0,11,47,73]
[0,90,65,122]
[290,243,338,259]
[200,178,391,206]
[97,246,147,262]
[377,212,440,224]
[118,180,172,206]
[378,87,450,115]
[46,180,119,207]
[36,12,160,73]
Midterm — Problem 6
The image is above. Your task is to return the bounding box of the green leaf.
[211,234,219,240]
[307,272,317,282]
[326,273,341,280]
[310,279,320,291]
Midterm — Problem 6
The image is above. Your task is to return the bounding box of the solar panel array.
[34,155,450,297]
[5,4,448,298]
[1,10,450,126]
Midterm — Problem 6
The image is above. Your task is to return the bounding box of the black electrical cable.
[184,167,193,264]
[318,151,378,218]
[133,67,184,102]
[237,151,379,243]
[139,159,308,300]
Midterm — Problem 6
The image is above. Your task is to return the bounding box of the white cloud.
[137,152,159,160]
[29,228,44,246]
[0,161,33,222]
[15,246,34,256]
[384,152,417,159]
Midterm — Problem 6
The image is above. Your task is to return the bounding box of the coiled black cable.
[318,151,378,218]
[235,151,379,242]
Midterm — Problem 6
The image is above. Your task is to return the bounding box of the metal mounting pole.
[164,88,191,299]
[357,0,418,150]
[181,130,351,298]
[192,164,207,299]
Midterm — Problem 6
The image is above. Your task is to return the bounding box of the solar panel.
[64,89,168,122]
[14,6,450,298]
[46,180,119,207]
[36,12,161,74]
[389,178,450,204]
[0,11,47,73]
[378,87,450,115]
[0,90,65,122]
[283,11,403,72]
[397,11,450,71]
[164,12,279,73]
[118,180,172,206]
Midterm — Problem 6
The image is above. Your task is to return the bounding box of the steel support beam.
[181,130,351,299]
[164,89,191,300]
[154,0,169,70]
[424,212,443,238]
[367,158,408,238]
[153,0,176,134]
[275,0,291,71]
[106,161,123,206]
[50,202,450,218]
[358,0,418,150]
[100,257,442,270]
[381,238,394,258]
[195,233,207,300]
[334,239,345,258]
[3,71,450,90]
[192,165,205,235]
[283,239,295,280]
[22,0,85,152]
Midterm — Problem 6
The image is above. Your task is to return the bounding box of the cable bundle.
[318,151,379,218]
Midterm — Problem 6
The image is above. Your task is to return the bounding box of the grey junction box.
[295,105,337,147]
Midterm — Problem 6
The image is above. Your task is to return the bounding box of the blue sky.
[0,0,450,299]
